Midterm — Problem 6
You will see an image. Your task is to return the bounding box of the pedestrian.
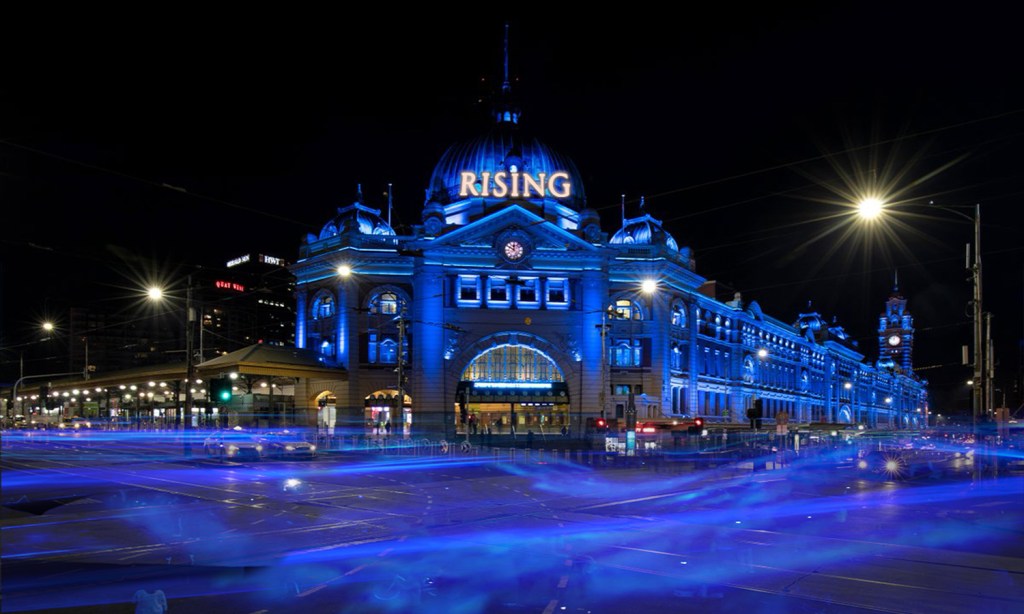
[384,420,391,436]
[132,589,167,614]
[561,425,568,438]
[527,430,534,448]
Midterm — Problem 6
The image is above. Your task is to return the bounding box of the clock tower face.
[888,334,901,347]
[502,240,525,262]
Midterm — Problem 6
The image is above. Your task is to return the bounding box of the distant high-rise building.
[197,254,296,359]
[62,255,295,377]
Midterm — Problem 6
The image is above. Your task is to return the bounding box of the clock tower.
[877,273,914,373]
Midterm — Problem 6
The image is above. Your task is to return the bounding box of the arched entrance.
[364,389,411,436]
[838,405,853,424]
[314,391,337,435]
[457,340,569,436]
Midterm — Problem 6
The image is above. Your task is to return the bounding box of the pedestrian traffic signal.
[596,418,607,429]
[210,378,232,403]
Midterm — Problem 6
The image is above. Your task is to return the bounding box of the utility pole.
[395,308,406,436]
[183,275,195,456]
[970,204,983,444]
[599,308,609,421]
[985,312,995,422]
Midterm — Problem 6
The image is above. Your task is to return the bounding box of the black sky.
[3,5,1023,409]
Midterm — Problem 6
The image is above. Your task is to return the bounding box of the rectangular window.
[458,276,479,302]
[614,384,631,395]
[489,277,508,302]
[610,339,642,367]
[517,278,538,304]
[547,278,567,305]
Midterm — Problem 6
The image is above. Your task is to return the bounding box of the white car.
[203,428,264,461]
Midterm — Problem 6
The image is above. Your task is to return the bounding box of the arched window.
[371,291,400,315]
[367,288,408,364]
[670,343,682,370]
[311,292,335,320]
[671,302,686,328]
[742,356,756,383]
[461,344,565,383]
[611,299,642,320]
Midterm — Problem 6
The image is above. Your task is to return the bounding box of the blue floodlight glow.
[472,381,552,389]
[1,427,1021,612]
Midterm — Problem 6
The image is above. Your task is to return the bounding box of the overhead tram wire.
[0,138,319,231]
[589,107,1024,220]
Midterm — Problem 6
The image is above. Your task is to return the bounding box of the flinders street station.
[8,64,928,438]
[289,80,928,439]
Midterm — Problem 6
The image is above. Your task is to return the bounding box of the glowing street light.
[337,264,352,277]
[147,276,196,439]
[856,197,885,220]
[854,198,986,447]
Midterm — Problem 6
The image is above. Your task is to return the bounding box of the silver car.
[261,430,317,459]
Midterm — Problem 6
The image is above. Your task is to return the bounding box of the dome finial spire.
[621,194,626,227]
[893,268,899,293]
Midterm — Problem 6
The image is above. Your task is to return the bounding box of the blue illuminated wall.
[287,116,926,436]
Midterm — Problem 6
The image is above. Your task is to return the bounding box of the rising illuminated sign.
[458,171,571,199]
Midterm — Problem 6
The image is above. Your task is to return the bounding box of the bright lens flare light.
[641,279,657,294]
[337,264,352,277]
[857,197,885,219]
[147,287,163,300]
[882,455,905,479]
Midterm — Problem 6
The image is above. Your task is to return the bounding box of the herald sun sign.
[458,170,571,199]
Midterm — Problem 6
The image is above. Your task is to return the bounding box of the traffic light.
[687,417,704,434]
[210,378,232,403]
[596,418,608,430]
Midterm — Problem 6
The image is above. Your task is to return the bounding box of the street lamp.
[147,275,196,447]
[857,199,985,440]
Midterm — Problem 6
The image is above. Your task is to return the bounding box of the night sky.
[3,6,1022,411]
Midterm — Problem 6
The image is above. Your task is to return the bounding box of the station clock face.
[503,240,525,262]
[888,334,902,346]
